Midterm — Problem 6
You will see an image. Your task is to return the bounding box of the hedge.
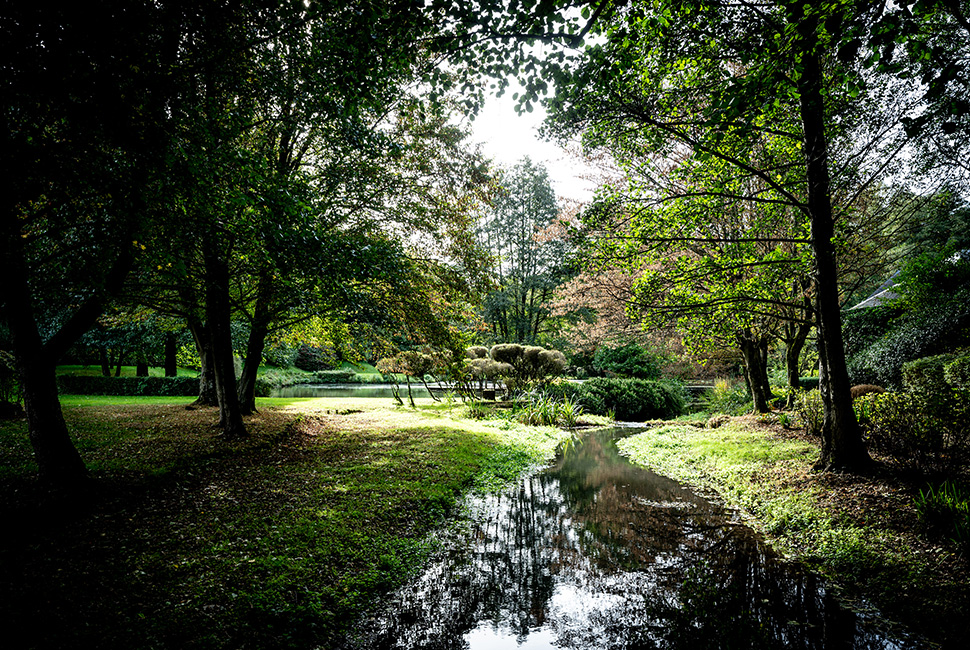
[847,298,970,387]
[577,377,687,421]
[901,353,958,395]
[944,354,970,390]
[57,376,199,396]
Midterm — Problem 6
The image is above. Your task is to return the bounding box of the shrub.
[56,376,199,396]
[902,353,958,395]
[542,380,585,404]
[262,341,297,368]
[293,344,338,372]
[944,354,970,390]
[854,390,970,471]
[842,306,897,357]
[579,377,686,421]
[914,481,970,552]
[489,343,524,366]
[483,343,567,388]
[592,342,662,379]
[798,377,820,391]
[847,298,970,387]
[465,346,489,359]
[256,368,357,395]
[850,384,885,400]
[700,377,750,415]
[794,389,824,436]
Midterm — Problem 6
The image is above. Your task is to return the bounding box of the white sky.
[467,84,596,203]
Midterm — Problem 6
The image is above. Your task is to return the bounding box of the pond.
[339,426,920,650]
[269,383,432,399]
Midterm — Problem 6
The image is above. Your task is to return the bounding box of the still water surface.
[270,384,432,399]
[341,427,919,650]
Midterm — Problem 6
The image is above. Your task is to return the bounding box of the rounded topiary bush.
[850,384,885,400]
[490,344,524,366]
[465,346,489,359]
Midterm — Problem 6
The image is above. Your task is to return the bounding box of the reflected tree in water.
[342,430,916,650]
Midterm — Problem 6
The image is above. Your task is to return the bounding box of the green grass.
[0,397,571,648]
[59,394,198,407]
[338,360,380,374]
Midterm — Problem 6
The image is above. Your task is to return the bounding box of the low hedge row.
[545,377,687,421]
[57,376,199,396]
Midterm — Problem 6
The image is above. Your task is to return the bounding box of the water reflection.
[269,384,431,399]
[341,428,918,650]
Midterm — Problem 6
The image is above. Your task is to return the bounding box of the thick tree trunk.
[738,330,771,413]
[10,332,88,488]
[1,231,88,488]
[164,332,178,377]
[204,249,247,439]
[136,361,149,377]
[795,34,871,472]
[20,358,88,488]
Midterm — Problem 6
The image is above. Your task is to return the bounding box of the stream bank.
[343,426,919,649]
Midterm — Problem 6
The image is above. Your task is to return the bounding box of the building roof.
[848,272,900,310]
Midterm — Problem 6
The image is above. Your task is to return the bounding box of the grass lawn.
[0,395,571,649]
[617,416,970,648]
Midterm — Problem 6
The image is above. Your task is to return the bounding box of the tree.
[477,158,570,343]
[1,2,171,486]
[528,0,932,470]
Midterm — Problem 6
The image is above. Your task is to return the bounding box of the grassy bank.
[617,418,970,648]
[0,396,570,649]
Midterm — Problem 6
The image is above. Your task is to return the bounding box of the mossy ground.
[0,396,570,649]
[617,416,970,649]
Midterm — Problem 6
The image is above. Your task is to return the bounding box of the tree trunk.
[20,357,88,488]
[188,319,218,406]
[164,332,178,377]
[136,361,149,377]
[237,324,266,415]
[738,330,771,413]
[1,232,88,488]
[795,30,871,471]
[237,273,273,415]
[784,317,812,408]
[99,347,111,377]
[204,248,247,439]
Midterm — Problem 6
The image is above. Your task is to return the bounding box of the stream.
[340,426,920,650]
